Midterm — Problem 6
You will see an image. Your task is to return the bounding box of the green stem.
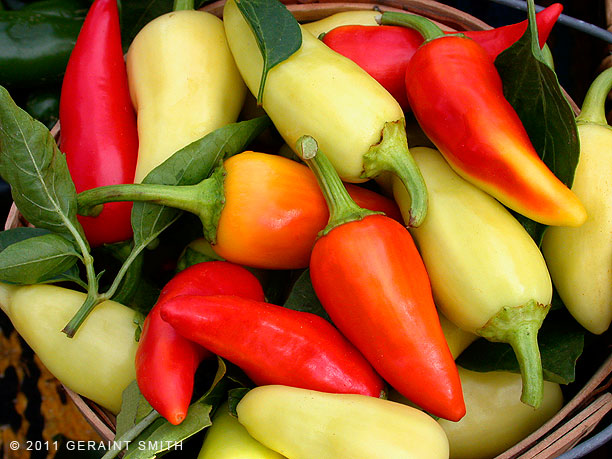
[476,299,551,408]
[379,11,445,41]
[173,0,194,11]
[362,120,428,227]
[576,67,612,125]
[101,410,161,459]
[296,136,377,236]
[62,291,101,338]
[77,165,226,244]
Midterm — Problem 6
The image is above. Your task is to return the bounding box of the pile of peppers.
[0,0,609,458]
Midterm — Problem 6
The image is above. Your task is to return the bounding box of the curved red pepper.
[135,261,265,425]
[401,22,586,227]
[322,3,562,110]
[297,137,465,421]
[59,0,138,247]
[160,294,385,398]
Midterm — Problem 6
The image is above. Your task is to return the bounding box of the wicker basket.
[4,1,612,457]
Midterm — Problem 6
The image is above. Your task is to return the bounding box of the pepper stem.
[362,120,428,227]
[379,11,445,41]
[476,299,551,408]
[77,165,226,244]
[173,0,194,11]
[296,136,378,236]
[576,67,612,126]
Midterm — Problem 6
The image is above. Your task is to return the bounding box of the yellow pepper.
[0,282,138,414]
[223,0,427,226]
[127,3,246,182]
[198,401,286,459]
[236,385,449,459]
[542,67,612,335]
[301,10,379,37]
[393,147,552,408]
[438,368,563,459]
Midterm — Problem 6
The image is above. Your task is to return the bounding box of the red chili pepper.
[322,3,562,110]
[296,136,465,421]
[160,294,386,397]
[135,261,265,425]
[59,0,138,247]
[389,13,585,227]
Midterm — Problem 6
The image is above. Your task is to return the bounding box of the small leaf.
[132,116,271,248]
[228,387,250,417]
[456,309,585,385]
[283,269,331,323]
[123,359,228,459]
[494,0,580,243]
[0,86,86,246]
[0,233,80,284]
[115,380,149,439]
[235,0,302,103]
[120,0,174,52]
[0,227,50,250]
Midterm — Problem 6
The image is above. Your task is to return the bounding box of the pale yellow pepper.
[127,8,247,182]
[393,147,552,408]
[237,385,449,459]
[0,282,138,414]
[223,0,428,226]
[301,10,379,37]
[438,368,563,459]
[198,401,286,459]
[542,67,612,335]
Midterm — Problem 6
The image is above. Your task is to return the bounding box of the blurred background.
[0,0,611,458]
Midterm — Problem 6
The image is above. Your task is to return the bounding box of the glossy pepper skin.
[392,14,585,227]
[160,295,385,398]
[136,261,265,425]
[213,151,402,269]
[393,146,552,409]
[198,401,285,459]
[59,0,138,247]
[126,2,246,182]
[542,67,612,335]
[0,282,137,414]
[0,0,88,88]
[223,0,428,227]
[321,4,562,110]
[236,385,449,459]
[76,151,402,270]
[437,368,563,459]
[298,137,464,421]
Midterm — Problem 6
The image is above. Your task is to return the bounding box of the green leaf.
[227,387,250,417]
[235,0,302,103]
[0,227,50,250]
[0,86,87,246]
[0,233,80,284]
[123,359,228,459]
[131,116,271,248]
[456,309,585,385]
[494,0,580,244]
[120,0,175,52]
[115,381,151,439]
[283,269,331,323]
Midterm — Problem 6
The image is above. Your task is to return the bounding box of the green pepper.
[0,0,88,88]
[23,85,59,129]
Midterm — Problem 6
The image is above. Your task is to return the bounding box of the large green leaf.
[0,86,86,246]
[235,0,302,103]
[494,0,580,243]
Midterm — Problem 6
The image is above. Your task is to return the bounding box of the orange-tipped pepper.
[77,151,401,270]
[297,136,465,421]
[381,12,585,227]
